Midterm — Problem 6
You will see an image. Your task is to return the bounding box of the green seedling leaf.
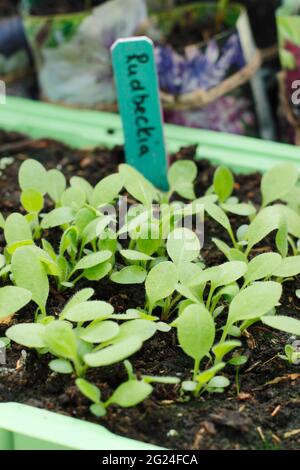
[84,262,112,281]
[228,355,247,367]
[12,246,49,313]
[90,404,107,417]
[246,206,279,251]
[207,376,230,389]
[91,173,123,208]
[19,159,47,194]
[276,217,288,258]
[205,203,232,233]
[246,205,300,251]
[226,281,282,327]
[73,251,112,271]
[221,203,256,217]
[109,380,153,408]
[21,189,44,213]
[96,216,115,238]
[175,283,201,304]
[120,249,153,261]
[79,321,120,343]
[75,208,95,234]
[177,261,203,287]
[84,337,142,367]
[45,321,77,360]
[0,212,5,229]
[63,301,114,322]
[49,358,73,374]
[70,176,93,202]
[111,310,141,320]
[4,213,32,247]
[6,323,46,348]
[213,166,234,203]
[41,207,75,229]
[262,315,300,336]
[118,209,150,236]
[110,266,147,284]
[167,228,201,265]
[60,288,94,318]
[168,160,197,200]
[61,187,86,210]
[146,261,178,307]
[0,337,10,348]
[119,164,158,207]
[81,217,102,246]
[59,226,78,256]
[142,376,180,384]
[244,252,282,284]
[182,381,197,392]
[177,304,215,366]
[111,319,157,344]
[212,341,241,363]
[261,163,298,207]
[190,261,247,288]
[47,169,66,203]
[0,286,32,320]
[0,255,5,270]
[76,378,101,403]
[31,246,60,276]
[196,363,226,385]
[273,256,300,277]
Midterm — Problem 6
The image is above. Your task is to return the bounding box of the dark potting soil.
[29,0,107,16]
[0,132,300,450]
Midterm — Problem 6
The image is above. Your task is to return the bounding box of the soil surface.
[0,132,300,450]
[29,1,106,16]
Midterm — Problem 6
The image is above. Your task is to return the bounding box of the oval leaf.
[109,380,152,408]
[84,337,142,367]
[227,281,282,327]
[177,304,215,364]
[146,261,178,306]
[0,286,32,320]
[6,323,45,348]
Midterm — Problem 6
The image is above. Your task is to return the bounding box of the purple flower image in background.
[155,31,257,136]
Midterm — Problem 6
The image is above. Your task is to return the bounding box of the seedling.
[228,355,248,395]
[5,287,163,376]
[76,361,180,417]
[279,343,300,365]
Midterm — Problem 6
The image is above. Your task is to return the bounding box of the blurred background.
[0,1,299,144]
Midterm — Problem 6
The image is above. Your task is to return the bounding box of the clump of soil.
[0,132,300,450]
[28,0,107,16]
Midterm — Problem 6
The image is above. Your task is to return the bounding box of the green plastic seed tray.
[0,97,299,450]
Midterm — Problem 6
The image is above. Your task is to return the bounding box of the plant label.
[111,36,169,190]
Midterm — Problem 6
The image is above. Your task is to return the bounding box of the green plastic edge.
[0,403,161,450]
[1,97,300,173]
[0,96,299,450]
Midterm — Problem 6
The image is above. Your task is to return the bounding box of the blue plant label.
[111,36,169,190]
